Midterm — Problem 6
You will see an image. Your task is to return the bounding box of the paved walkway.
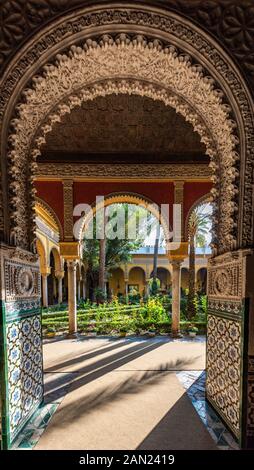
[32,335,220,450]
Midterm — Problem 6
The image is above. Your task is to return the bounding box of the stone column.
[77,280,81,302]
[41,269,51,307]
[67,260,77,337]
[145,278,150,296]
[124,279,129,299]
[55,271,64,304]
[171,260,182,337]
[82,278,86,299]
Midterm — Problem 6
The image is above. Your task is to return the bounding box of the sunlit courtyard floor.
[12,336,238,450]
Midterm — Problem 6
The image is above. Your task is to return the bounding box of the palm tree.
[187,204,211,319]
[152,221,161,281]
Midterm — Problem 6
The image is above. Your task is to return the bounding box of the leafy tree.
[83,203,151,301]
[187,203,211,319]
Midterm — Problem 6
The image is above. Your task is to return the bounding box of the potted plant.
[188,324,198,338]
[147,324,156,338]
[86,324,97,337]
[119,319,129,337]
[45,326,56,338]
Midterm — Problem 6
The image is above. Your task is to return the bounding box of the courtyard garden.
[42,293,207,338]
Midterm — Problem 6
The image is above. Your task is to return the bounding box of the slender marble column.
[58,276,63,304]
[124,279,129,298]
[41,274,49,308]
[55,270,64,304]
[145,278,150,296]
[171,261,182,337]
[67,260,77,336]
[82,279,86,299]
[77,281,81,302]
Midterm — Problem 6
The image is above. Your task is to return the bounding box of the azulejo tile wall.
[6,314,43,444]
[0,250,43,449]
[206,251,248,443]
[206,314,242,438]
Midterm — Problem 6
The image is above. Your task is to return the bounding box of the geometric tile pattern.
[177,371,239,450]
[12,371,73,450]
[6,315,43,444]
[247,374,254,440]
[11,403,58,450]
[206,314,242,438]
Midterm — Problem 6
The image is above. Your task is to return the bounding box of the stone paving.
[11,335,238,450]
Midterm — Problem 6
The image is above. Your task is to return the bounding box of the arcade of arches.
[0,1,254,451]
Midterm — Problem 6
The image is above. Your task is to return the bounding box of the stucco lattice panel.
[4,260,41,302]
[206,314,242,437]
[6,314,43,444]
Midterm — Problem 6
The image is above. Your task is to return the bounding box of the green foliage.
[83,204,149,300]
[188,324,199,333]
[94,287,107,303]
[46,326,56,333]
[41,295,207,336]
[149,277,160,296]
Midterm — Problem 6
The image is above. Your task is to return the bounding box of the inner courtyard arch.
[0,2,253,451]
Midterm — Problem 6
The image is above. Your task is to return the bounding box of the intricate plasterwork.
[184,193,213,244]
[42,93,205,156]
[207,250,248,301]
[36,163,211,179]
[174,181,184,240]
[35,197,63,240]
[0,5,253,256]
[4,259,40,302]
[62,179,74,241]
[7,36,239,255]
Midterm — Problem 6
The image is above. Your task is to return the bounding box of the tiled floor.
[12,336,238,450]
[176,371,239,450]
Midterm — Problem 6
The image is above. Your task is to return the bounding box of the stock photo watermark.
[73,196,182,250]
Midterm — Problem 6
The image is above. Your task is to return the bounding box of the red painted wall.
[35,181,64,228]
[73,181,174,206]
[183,182,212,222]
[73,181,175,223]
[35,179,212,237]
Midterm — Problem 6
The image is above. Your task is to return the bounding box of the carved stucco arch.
[0,4,253,257]
[185,192,213,241]
[35,197,63,240]
[36,237,47,273]
[49,246,62,273]
[78,191,171,247]
[7,39,237,254]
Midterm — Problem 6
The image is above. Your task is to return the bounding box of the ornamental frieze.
[35,163,212,179]
[0,1,254,92]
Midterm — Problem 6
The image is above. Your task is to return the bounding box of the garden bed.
[42,297,207,337]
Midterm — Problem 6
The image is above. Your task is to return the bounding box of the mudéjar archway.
[0,3,253,449]
[77,192,171,244]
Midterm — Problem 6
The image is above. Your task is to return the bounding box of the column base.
[170,330,183,339]
[65,332,79,339]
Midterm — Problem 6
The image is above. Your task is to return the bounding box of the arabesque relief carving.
[4,259,40,302]
[6,35,241,255]
[207,250,248,301]
[36,163,211,179]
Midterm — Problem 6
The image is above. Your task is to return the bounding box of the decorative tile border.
[11,403,58,450]
[177,371,239,450]
[12,371,75,450]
